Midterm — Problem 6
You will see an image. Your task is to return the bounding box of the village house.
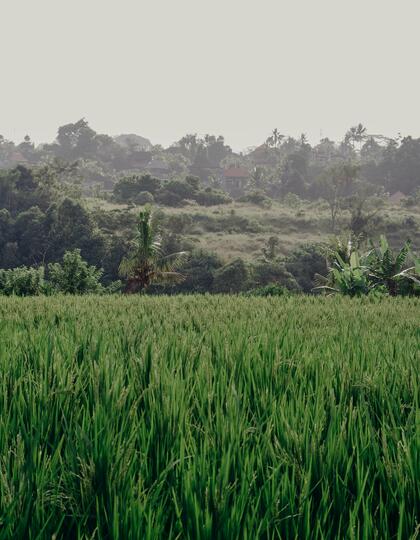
[222,166,250,195]
[389,191,406,204]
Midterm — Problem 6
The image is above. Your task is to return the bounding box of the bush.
[212,258,250,293]
[113,175,161,202]
[286,244,328,292]
[150,250,223,294]
[239,190,272,207]
[134,191,154,205]
[251,261,300,290]
[164,179,197,200]
[155,188,185,207]
[194,188,231,206]
[0,266,45,296]
[166,214,193,234]
[244,283,290,296]
[283,192,303,208]
[48,249,104,294]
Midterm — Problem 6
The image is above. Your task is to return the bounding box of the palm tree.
[345,123,367,152]
[266,128,284,148]
[119,208,187,293]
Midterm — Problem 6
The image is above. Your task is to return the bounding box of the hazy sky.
[2,0,420,150]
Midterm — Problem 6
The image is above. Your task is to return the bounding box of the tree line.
[1,206,418,297]
[1,120,420,201]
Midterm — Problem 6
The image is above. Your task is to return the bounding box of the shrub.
[48,249,104,294]
[194,188,231,206]
[155,188,185,207]
[134,191,154,205]
[239,190,272,207]
[286,244,328,292]
[113,174,161,202]
[212,258,250,293]
[244,283,290,296]
[166,214,193,234]
[283,192,303,208]
[0,266,45,296]
[251,261,300,291]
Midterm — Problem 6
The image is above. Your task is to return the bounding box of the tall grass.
[0,295,418,539]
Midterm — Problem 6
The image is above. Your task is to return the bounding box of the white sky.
[1,0,420,151]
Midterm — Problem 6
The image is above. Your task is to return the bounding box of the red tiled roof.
[10,151,28,163]
[389,191,405,202]
[223,167,249,179]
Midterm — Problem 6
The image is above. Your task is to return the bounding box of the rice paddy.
[0,295,418,539]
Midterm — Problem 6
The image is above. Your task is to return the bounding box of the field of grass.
[0,295,419,539]
[90,197,420,261]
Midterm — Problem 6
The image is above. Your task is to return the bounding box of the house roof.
[223,166,249,179]
[389,191,406,202]
[10,151,28,163]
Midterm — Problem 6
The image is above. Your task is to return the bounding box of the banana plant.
[366,235,419,296]
[315,235,420,297]
[314,250,373,297]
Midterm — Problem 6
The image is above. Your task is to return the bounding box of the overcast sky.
[1,0,419,150]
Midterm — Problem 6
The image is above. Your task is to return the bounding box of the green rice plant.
[0,295,418,539]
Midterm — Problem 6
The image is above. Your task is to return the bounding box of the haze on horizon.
[2,0,420,151]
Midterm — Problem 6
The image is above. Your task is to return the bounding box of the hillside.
[89,197,420,262]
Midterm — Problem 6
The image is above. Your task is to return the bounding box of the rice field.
[0,295,418,539]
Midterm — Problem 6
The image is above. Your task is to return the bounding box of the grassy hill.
[89,197,420,262]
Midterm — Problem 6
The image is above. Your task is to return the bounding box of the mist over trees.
[0,120,419,296]
[1,120,420,198]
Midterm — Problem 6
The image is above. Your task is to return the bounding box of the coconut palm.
[266,128,284,149]
[119,208,187,293]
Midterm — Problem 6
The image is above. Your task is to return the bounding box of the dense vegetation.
[2,121,420,199]
[0,295,418,538]
[1,121,419,295]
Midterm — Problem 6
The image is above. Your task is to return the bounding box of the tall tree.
[119,208,187,293]
[266,128,284,149]
[316,162,359,231]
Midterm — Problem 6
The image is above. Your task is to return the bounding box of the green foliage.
[119,208,187,293]
[0,266,45,296]
[113,174,161,202]
[314,162,359,230]
[193,187,231,206]
[0,295,418,538]
[323,251,373,297]
[48,249,104,294]
[239,189,272,207]
[285,243,327,292]
[151,249,223,294]
[366,235,420,295]
[280,152,308,196]
[244,283,290,296]
[212,258,250,293]
[316,235,420,296]
[134,191,154,205]
[283,192,303,208]
[252,260,300,290]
